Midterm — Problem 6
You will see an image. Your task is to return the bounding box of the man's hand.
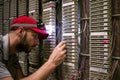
[48,41,67,67]
[1,41,67,80]
[21,41,67,80]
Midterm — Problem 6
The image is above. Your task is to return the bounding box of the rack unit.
[42,1,57,80]
[42,1,56,80]
[18,52,28,76]
[0,5,2,34]
[29,0,39,20]
[62,0,79,79]
[89,0,111,79]
[28,0,40,74]
[10,0,17,21]
[18,0,27,16]
[18,0,28,76]
[3,0,10,35]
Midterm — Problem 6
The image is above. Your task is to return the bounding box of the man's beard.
[16,33,31,53]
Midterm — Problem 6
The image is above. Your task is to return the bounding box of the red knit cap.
[11,16,49,39]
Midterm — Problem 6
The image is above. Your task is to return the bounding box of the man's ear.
[15,27,25,38]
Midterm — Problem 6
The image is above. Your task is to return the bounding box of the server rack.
[89,0,111,79]
[42,1,57,79]
[62,0,79,79]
